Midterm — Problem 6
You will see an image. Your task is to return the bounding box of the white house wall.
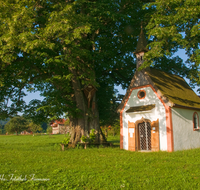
[122,86,167,151]
[172,108,200,151]
[52,126,59,134]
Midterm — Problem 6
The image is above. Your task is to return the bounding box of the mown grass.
[0,134,200,189]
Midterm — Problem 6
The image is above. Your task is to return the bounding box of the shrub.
[89,129,96,143]
[80,129,96,143]
[61,133,71,146]
[80,135,88,143]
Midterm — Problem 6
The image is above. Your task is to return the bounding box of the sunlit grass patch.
[0,134,200,189]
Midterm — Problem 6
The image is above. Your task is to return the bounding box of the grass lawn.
[0,134,200,189]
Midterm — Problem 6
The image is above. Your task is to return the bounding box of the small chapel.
[117,29,200,152]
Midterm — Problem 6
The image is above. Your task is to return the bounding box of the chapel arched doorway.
[138,121,151,151]
[128,118,159,151]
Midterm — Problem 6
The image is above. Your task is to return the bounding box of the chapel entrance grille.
[138,122,151,150]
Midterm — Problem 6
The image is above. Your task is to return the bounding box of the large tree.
[5,116,28,135]
[0,0,149,144]
[27,121,43,134]
[0,0,194,144]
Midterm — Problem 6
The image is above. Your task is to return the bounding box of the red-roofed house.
[50,119,70,134]
[21,131,33,135]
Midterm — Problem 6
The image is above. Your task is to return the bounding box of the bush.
[89,129,96,143]
[61,133,71,146]
[80,129,96,143]
[80,135,88,143]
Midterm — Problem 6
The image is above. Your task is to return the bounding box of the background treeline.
[0,118,10,134]
[0,117,47,135]
[0,116,120,136]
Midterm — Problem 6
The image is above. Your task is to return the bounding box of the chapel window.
[137,90,146,99]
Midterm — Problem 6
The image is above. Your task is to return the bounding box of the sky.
[22,49,199,105]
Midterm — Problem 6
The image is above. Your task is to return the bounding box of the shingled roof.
[117,69,200,112]
[147,69,200,109]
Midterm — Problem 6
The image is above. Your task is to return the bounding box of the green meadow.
[0,134,200,190]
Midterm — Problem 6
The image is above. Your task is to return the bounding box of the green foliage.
[46,125,52,135]
[0,118,10,134]
[100,121,120,137]
[81,129,96,143]
[89,129,96,143]
[41,122,48,132]
[0,118,10,126]
[27,121,42,134]
[145,0,200,90]
[64,119,70,126]
[0,0,151,125]
[4,116,28,135]
[112,119,120,136]
[1,135,200,189]
[80,135,88,143]
[61,133,71,146]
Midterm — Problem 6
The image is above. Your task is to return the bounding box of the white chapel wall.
[122,86,167,151]
[172,108,200,151]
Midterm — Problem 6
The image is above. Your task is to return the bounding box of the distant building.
[50,119,70,134]
[21,131,32,135]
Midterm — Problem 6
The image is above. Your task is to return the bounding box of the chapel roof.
[117,69,200,112]
[146,69,200,109]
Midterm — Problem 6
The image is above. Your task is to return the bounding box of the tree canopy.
[144,0,200,90]
[27,121,43,134]
[5,116,28,135]
[0,0,150,122]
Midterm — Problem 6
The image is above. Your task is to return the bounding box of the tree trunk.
[69,69,105,146]
[69,92,101,146]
